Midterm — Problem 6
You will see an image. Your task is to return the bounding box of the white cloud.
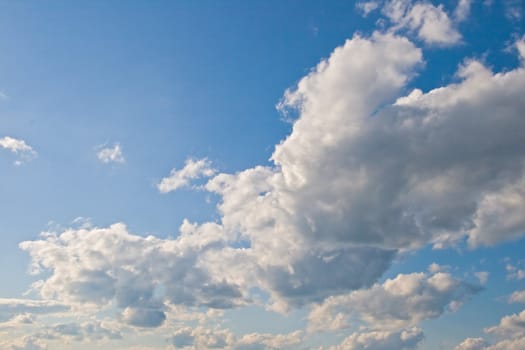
[428,262,449,273]
[516,35,525,62]
[454,0,473,22]
[158,158,216,193]
[509,291,525,304]
[485,309,525,337]
[487,336,525,350]
[506,263,525,280]
[382,0,462,46]
[455,337,489,350]
[326,327,423,350]
[35,320,122,342]
[307,271,481,332]
[356,1,380,16]
[19,222,247,327]
[0,136,37,164]
[235,330,303,350]
[171,327,234,349]
[0,336,47,350]
[97,143,125,164]
[170,327,303,350]
[0,298,68,323]
[475,271,490,285]
[456,309,525,350]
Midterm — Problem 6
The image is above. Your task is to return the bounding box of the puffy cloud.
[170,327,302,350]
[158,158,216,193]
[308,272,481,332]
[487,336,525,350]
[428,262,449,273]
[0,298,68,323]
[19,222,247,327]
[509,290,525,304]
[235,330,303,350]
[97,143,125,164]
[455,338,489,350]
[468,177,525,246]
[205,32,422,310]
[0,136,37,164]
[456,310,525,350]
[171,327,235,349]
[485,310,525,337]
[382,0,462,45]
[0,336,47,350]
[46,320,122,341]
[326,327,423,350]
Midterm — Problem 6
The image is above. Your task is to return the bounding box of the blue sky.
[1,1,525,349]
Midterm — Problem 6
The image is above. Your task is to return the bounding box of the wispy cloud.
[96,143,125,164]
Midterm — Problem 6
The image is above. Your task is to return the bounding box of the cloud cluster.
[0,336,47,350]
[20,222,249,328]
[0,299,68,323]
[326,327,423,350]
[455,308,525,350]
[19,30,525,325]
[170,327,303,350]
[308,272,481,332]
[382,0,461,45]
[455,338,488,350]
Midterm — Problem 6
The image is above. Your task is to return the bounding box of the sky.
[0,0,525,349]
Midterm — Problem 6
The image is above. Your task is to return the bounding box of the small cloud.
[356,1,380,17]
[474,271,489,285]
[454,0,473,22]
[0,90,8,100]
[0,136,37,165]
[504,0,522,21]
[72,217,93,229]
[428,262,450,273]
[382,0,462,46]
[506,263,525,280]
[97,143,125,164]
[516,35,525,62]
[508,290,525,304]
[157,158,216,193]
[454,337,488,350]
